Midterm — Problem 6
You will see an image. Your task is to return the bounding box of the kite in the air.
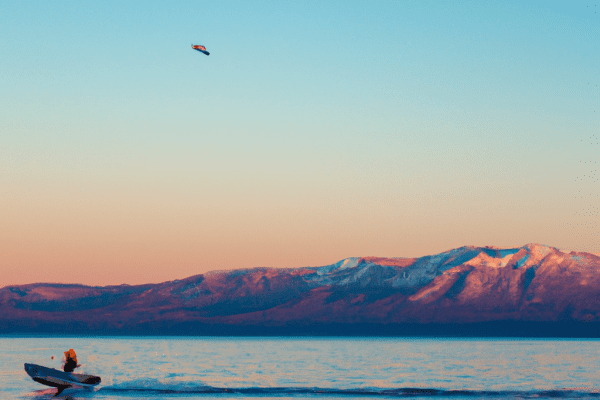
[192,44,210,56]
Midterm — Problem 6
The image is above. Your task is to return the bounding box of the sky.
[1,0,599,286]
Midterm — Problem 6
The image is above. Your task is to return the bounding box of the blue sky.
[1,0,598,285]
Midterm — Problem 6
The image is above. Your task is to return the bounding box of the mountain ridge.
[1,243,599,336]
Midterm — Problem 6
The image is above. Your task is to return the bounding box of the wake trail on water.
[98,381,600,398]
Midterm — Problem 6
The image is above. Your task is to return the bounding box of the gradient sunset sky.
[1,0,599,286]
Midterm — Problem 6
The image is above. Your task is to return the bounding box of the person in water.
[63,348,80,373]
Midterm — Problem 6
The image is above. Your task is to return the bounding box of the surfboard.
[24,363,101,395]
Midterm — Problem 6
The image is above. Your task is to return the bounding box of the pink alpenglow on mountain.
[1,244,599,336]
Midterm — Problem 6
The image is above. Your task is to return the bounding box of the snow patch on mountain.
[498,248,520,258]
[464,252,515,268]
[316,258,361,275]
[515,254,530,268]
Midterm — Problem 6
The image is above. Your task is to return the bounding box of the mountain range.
[2,243,599,336]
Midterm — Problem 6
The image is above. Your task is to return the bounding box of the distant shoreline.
[1,321,599,338]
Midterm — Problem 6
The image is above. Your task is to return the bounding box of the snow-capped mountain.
[1,244,599,335]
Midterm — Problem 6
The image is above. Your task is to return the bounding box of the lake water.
[1,337,599,399]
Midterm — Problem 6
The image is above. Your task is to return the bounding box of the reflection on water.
[1,337,598,399]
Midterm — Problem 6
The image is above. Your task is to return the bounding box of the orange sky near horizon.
[1,168,594,286]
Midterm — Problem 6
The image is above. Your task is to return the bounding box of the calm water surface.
[1,337,598,399]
